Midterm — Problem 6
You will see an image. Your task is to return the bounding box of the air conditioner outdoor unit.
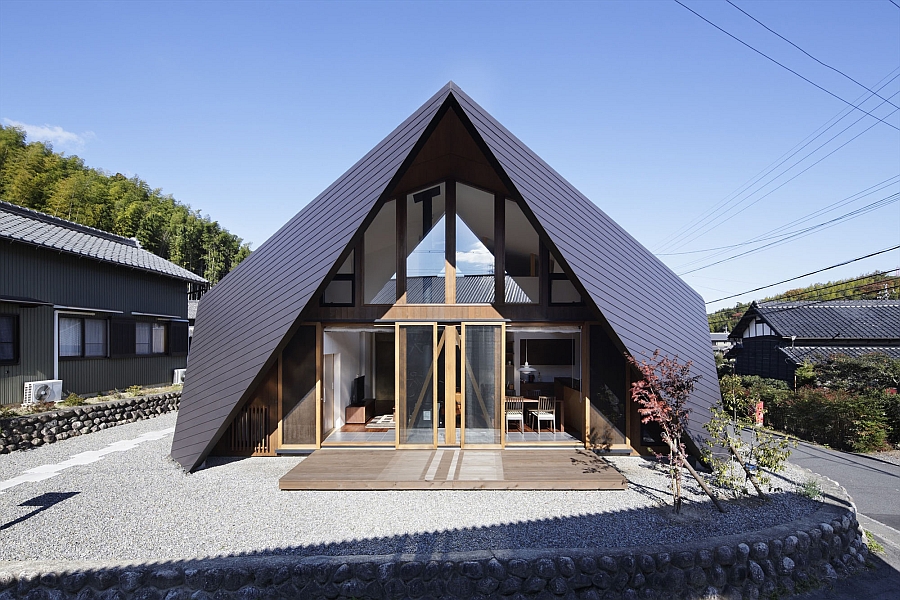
[173,368,187,385]
[23,379,63,406]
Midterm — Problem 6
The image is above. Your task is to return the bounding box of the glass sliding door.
[460,323,504,448]
[396,323,438,447]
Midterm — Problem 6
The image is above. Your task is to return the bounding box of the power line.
[669,105,900,260]
[727,0,899,110]
[674,192,899,273]
[706,272,900,327]
[703,246,900,304]
[673,0,899,131]
[891,0,900,10]
[660,187,899,257]
[655,72,900,253]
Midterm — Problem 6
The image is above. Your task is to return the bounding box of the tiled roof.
[779,345,900,364]
[0,201,207,283]
[738,300,900,340]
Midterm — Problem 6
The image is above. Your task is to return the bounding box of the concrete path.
[0,426,174,494]
[786,440,900,599]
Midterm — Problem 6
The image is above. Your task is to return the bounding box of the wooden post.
[445,179,456,304]
[684,457,726,513]
[494,194,505,304]
[729,441,767,498]
[396,195,407,303]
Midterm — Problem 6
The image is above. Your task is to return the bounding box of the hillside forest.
[707,271,899,333]
[0,125,251,285]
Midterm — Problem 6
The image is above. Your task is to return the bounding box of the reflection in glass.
[399,325,435,445]
[505,199,539,303]
[364,201,396,304]
[464,325,502,445]
[407,185,446,303]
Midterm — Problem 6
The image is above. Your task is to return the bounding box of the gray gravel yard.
[0,411,822,562]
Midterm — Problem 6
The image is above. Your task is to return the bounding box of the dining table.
[506,395,564,433]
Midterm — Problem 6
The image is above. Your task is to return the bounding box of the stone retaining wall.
[0,490,868,600]
[0,392,180,454]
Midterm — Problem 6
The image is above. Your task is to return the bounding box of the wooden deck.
[278,449,627,490]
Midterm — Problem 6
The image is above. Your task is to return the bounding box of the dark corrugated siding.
[0,242,187,317]
[0,303,54,405]
[59,356,185,396]
[450,88,720,447]
[171,86,452,470]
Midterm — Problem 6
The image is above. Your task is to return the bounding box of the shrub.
[769,387,889,452]
[0,405,18,419]
[125,385,142,396]
[26,401,57,415]
[59,393,86,407]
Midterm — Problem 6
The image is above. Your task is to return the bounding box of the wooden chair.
[529,396,556,435]
[505,397,524,434]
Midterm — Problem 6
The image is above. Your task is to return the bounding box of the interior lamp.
[519,339,536,374]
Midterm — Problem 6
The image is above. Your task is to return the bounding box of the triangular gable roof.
[172,83,720,471]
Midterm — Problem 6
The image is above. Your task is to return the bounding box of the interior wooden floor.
[278,449,627,491]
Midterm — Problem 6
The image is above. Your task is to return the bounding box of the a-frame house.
[171,83,720,472]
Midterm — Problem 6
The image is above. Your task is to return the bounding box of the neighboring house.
[0,201,208,404]
[172,83,720,472]
[710,332,733,354]
[727,300,900,383]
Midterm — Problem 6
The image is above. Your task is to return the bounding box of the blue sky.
[1,0,897,313]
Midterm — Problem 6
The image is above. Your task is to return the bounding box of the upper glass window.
[136,322,166,355]
[406,184,446,304]
[364,200,396,304]
[504,199,540,303]
[322,251,354,306]
[549,252,582,304]
[455,183,496,303]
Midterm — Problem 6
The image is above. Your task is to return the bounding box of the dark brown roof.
[172,83,720,471]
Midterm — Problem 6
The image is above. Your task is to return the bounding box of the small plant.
[796,477,822,500]
[864,530,885,554]
[26,401,57,414]
[628,350,701,514]
[59,393,86,407]
[0,405,19,419]
[125,385,142,396]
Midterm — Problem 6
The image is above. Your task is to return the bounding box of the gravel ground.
[0,412,821,562]
[869,449,900,466]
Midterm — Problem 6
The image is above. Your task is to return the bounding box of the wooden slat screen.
[169,321,189,356]
[229,404,270,454]
[109,318,136,358]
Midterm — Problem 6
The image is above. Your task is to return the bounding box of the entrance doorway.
[396,322,504,449]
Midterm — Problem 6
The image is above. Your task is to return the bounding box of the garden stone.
[592,572,611,590]
[696,550,713,569]
[524,575,547,593]
[314,564,333,584]
[750,542,768,561]
[163,591,191,600]
[715,546,735,566]
[630,572,646,588]
[687,567,705,588]
[736,544,750,564]
[476,577,499,595]
[599,556,618,573]
[570,574,592,590]
[377,563,396,583]
[486,558,505,580]
[578,557,598,574]
[150,569,184,589]
[461,561,483,579]
[446,574,475,598]
[655,552,670,572]
[508,559,529,579]
[783,535,798,555]
[400,561,423,581]
[119,571,145,593]
[405,578,426,599]
[89,571,117,591]
[354,562,377,582]
[536,558,558,579]
[672,552,693,569]
[747,561,764,585]
[331,564,350,584]
[558,557,576,578]
[131,589,161,600]
[578,591,600,600]
[707,564,726,588]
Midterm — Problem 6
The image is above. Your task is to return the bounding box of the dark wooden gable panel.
[449,87,720,447]
[171,86,453,471]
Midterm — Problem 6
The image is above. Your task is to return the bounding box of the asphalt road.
[786,440,900,600]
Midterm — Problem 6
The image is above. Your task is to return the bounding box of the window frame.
[135,321,168,356]
[0,314,19,366]
[58,316,109,360]
[320,273,356,307]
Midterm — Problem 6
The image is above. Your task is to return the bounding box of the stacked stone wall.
[0,504,867,599]
[0,392,180,454]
